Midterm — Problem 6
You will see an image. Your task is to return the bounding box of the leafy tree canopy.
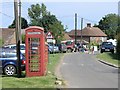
[28,3,65,42]
[8,17,29,29]
[49,21,64,43]
[95,13,119,39]
[41,15,58,32]
[28,3,50,26]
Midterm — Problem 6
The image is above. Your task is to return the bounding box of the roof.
[68,27,107,37]
[63,32,72,40]
[25,26,44,31]
[0,28,15,45]
[0,28,15,39]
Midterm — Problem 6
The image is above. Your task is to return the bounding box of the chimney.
[87,23,91,27]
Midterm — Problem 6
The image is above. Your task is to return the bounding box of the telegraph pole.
[14,0,18,43]
[81,18,83,44]
[19,0,21,43]
[14,0,21,78]
[75,13,77,44]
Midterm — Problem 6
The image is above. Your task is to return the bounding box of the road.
[60,52,118,88]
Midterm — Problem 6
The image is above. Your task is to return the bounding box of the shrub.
[22,34,25,43]
[116,33,120,55]
[0,38,4,47]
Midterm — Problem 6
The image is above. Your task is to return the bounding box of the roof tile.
[68,27,107,37]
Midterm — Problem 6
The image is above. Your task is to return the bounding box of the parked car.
[30,42,39,54]
[65,41,74,52]
[48,44,59,53]
[100,42,114,54]
[3,44,25,55]
[0,48,26,76]
[56,43,67,53]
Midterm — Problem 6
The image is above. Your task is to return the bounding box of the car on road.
[30,42,39,54]
[48,44,59,53]
[3,44,25,55]
[56,43,67,53]
[65,41,74,52]
[0,48,26,76]
[100,42,114,54]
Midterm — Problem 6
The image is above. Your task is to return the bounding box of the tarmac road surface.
[60,52,119,88]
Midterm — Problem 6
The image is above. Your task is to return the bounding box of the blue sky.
[0,0,119,31]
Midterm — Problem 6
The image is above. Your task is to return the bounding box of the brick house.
[67,23,107,44]
[0,28,25,46]
[0,28,16,45]
[1,28,71,46]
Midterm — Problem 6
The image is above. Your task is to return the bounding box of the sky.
[0,0,119,31]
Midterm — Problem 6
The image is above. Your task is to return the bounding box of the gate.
[25,26,47,77]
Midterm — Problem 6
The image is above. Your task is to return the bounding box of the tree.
[22,34,25,43]
[8,17,28,29]
[28,3,49,26]
[41,15,58,32]
[95,14,119,39]
[116,14,120,56]
[28,3,65,43]
[49,21,64,43]
[116,33,120,56]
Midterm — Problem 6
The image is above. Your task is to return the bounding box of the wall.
[90,37,107,44]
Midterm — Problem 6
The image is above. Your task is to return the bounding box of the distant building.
[67,23,107,44]
[0,28,16,45]
[0,28,25,46]
[0,24,107,46]
[107,39,117,46]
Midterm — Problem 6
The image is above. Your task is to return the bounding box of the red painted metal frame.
[25,26,47,77]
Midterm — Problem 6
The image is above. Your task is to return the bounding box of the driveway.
[59,52,118,88]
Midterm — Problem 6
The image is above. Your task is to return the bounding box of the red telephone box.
[25,26,48,77]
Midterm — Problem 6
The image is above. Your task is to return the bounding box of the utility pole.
[14,0,18,43]
[75,13,77,44]
[19,0,21,43]
[81,18,83,44]
[14,0,21,78]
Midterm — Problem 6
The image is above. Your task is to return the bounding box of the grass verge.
[1,53,63,88]
[96,52,120,67]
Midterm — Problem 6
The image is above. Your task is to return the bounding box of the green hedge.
[116,33,120,55]
[0,38,4,47]
[22,34,25,43]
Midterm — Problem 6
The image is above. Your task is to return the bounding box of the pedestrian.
[92,46,94,54]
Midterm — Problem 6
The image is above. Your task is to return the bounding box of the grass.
[1,53,63,88]
[96,52,120,67]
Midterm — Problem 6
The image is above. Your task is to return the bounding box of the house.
[0,28,25,46]
[67,23,107,44]
[0,28,16,45]
[107,39,117,46]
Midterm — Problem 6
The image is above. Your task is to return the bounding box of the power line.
[56,15,74,18]
[0,11,14,18]
[20,3,99,24]
[83,18,98,23]
[56,15,98,24]
[0,2,29,19]
[78,16,98,23]
[21,3,29,9]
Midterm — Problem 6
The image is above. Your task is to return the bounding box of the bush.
[0,38,4,47]
[22,34,25,43]
[116,33,120,55]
